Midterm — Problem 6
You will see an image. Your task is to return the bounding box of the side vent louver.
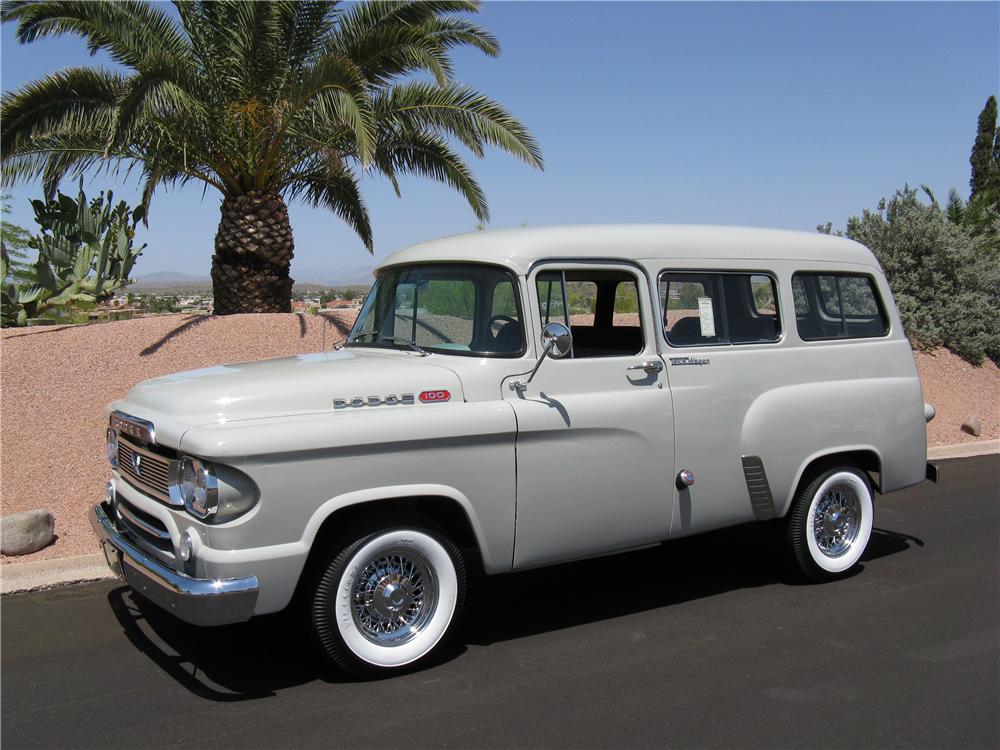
[742,455,776,520]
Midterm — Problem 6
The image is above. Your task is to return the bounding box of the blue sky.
[2,1,998,280]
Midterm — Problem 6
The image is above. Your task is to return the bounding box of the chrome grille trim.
[117,501,170,541]
[113,498,174,557]
[117,437,182,506]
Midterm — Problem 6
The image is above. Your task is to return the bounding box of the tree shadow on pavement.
[107,522,922,701]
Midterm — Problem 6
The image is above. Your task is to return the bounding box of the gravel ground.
[1,313,996,563]
[1,313,354,564]
[915,347,1000,444]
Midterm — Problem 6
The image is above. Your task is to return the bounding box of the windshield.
[347,264,525,357]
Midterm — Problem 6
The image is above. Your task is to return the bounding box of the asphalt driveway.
[2,455,998,749]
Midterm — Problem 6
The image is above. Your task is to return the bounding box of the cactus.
[0,179,146,326]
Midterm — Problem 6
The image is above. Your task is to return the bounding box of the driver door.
[504,263,675,568]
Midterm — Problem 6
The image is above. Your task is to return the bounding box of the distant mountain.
[293,265,375,287]
[128,272,211,290]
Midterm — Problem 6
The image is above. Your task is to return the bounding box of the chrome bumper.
[89,502,259,627]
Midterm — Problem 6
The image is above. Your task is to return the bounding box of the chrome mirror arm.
[509,342,554,393]
[508,321,572,394]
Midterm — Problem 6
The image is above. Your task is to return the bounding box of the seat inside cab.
[536,270,644,358]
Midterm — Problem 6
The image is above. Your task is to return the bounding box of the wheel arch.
[295,484,491,588]
[780,446,883,517]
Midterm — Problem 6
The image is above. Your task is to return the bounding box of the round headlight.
[106,428,119,469]
[179,456,219,519]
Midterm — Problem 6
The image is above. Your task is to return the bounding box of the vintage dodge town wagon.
[92,225,936,675]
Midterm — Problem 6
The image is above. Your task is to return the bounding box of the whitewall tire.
[788,467,874,581]
[310,519,466,676]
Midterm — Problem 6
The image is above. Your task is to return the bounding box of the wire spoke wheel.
[310,520,466,676]
[350,549,438,646]
[812,485,862,557]
[789,467,874,581]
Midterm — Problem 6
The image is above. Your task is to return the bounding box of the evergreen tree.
[969,95,998,200]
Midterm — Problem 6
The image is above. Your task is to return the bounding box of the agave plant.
[0,179,145,326]
[1,0,543,313]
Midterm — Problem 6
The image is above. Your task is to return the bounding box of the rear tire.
[309,517,466,677]
[788,467,874,582]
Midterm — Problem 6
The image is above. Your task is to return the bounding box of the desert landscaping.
[1,312,997,564]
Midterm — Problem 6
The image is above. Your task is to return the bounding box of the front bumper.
[89,501,259,627]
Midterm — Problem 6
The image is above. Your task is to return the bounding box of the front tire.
[310,519,466,677]
[788,467,874,582]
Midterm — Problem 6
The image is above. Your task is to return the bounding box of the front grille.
[115,497,173,553]
[117,437,178,505]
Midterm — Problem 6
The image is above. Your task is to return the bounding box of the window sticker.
[697,297,716,337]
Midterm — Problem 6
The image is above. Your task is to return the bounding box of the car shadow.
[107,522,922,701]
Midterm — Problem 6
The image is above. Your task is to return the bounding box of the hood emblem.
[334,393,415,409]
[131,452,143,476]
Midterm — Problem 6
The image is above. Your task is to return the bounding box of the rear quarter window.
[792,273,888,340]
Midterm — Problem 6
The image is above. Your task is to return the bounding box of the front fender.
[300,483,496,570]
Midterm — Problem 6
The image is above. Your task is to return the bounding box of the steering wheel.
[488,314,518,339]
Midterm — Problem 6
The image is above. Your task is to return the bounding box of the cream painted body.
[105,225,928,617]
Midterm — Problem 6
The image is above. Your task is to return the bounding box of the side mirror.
[540,321,572,358]
[509,321,573,393]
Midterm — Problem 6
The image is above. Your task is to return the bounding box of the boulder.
[1,510,55,556]
[961,415,982,437]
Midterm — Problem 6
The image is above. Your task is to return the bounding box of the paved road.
[3,455,998,749]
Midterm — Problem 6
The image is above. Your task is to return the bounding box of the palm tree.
[1,1,542,313]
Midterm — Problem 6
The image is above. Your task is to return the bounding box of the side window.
[658,272,780,346]
[535,270,644,358]
[792,273,888,340]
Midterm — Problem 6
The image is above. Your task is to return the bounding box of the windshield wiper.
[381,336,430,357]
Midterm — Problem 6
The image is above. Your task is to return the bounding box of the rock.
[961,415,982,437]
[1,510,54,556]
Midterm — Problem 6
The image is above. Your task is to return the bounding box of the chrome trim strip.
[90,502,259,627]
[117,502,171,541]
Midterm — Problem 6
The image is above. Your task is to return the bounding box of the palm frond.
[284,53,374,165]
[1,68,125,158]
[376,82,543,167]
[3,0,190,68]
[374,129,488,221]
[286,162,373,250]
[108,56,208,152]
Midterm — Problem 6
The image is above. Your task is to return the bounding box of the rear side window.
[658,272,780,346]
[791,273,888,340]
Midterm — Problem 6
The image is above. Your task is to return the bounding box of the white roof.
[377,224,879,275]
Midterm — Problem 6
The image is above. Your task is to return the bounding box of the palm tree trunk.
[211,190,294,314]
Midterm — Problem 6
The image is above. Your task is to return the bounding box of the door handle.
[627,360,663,374]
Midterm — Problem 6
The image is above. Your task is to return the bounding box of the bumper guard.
[89,502,259,627]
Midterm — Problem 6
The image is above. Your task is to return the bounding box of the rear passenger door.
[505,263,675,569]
[659,270,784,536]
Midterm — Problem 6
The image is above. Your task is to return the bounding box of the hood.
[120,348,464,428]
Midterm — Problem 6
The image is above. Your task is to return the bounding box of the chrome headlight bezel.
[176,456,219,519]
[106,428,119,469]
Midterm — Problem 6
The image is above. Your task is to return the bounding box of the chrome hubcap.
[351,549,437,645]
[813,484,862,557]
